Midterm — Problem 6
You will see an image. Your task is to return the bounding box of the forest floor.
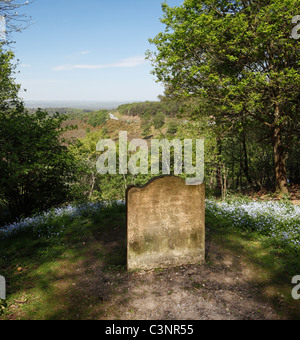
[251,184,300,204]
[1,203,299,320]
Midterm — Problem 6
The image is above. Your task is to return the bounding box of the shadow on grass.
[0,204,128,320]
[1,203,300,320]
[206,224,300,320]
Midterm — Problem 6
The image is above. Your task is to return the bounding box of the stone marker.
[127,176,205,270]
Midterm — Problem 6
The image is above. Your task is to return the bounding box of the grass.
[205,198,300,319]
[206,198,300,254]
[0,203,127,319]
[207,225,300,319]
[0,198,299,319]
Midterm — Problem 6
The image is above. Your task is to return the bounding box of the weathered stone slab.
[127,176,205,270]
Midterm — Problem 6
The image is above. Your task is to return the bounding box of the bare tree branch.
[0,0,33,38]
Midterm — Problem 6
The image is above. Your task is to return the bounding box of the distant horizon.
[11,1,182,103]
[24,99,156,110]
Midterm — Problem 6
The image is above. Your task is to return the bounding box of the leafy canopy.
[147,0,300,193]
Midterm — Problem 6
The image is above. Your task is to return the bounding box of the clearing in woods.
[0,203,299,320]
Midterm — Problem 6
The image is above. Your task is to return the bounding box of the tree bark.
[216,137,222,196]
[241,134,252,187]
[89,173,96,199]
[273,104,288,195]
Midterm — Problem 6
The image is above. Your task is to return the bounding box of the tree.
[167,120,179,135]
[140,112,152,137]
[147,0,300,194]
[87,110,109,127]
[0,43,20,110]
[153,111,165,131]
[0,0,32,37]
[0,43,77,220]
[70,130,106,200]
[0,108,77,219]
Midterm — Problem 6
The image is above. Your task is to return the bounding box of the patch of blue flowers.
[206,199,300,252]
[1,198,299,253]
[0,201,125,239]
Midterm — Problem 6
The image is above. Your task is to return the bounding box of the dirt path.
[97,245,280,320]
[63,228,291,321]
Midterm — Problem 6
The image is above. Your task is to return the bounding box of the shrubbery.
[0,108,78,220]
[87,110,109,127]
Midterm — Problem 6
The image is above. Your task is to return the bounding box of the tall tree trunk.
[273,104,288,195]
[89,173,96,199]
[216,137,222,196]
[241,134,252,187]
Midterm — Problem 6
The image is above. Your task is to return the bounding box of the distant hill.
[25,100,134,110]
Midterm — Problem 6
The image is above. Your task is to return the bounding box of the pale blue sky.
[10,0,183,103]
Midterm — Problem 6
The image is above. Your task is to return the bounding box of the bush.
[153,112,165,130]
[87,110,109,127]
[167,121,179,135]
[0,108,78,221]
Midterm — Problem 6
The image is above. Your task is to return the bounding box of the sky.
[8,0,183,104]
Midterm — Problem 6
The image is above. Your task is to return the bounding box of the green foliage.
[0,44,20,111]
[139,111,166,136]
[167,120,179,135]
[117,99,186,118]
[101,127,109,136]
[148,0,300,194]
[69,130,106,201]
[0,45,79,220]
[87,110,109,127]
[141,124,152,137]
[153,112,165,130]
[27,108,94,118]
[0,108,77,220]
[140,112,152,137]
